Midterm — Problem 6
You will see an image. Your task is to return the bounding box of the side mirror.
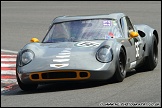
[129,31,139,40]
[30,38,39,43]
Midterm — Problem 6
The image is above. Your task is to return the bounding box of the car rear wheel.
[135,36,158,72]
[112,48,126,82]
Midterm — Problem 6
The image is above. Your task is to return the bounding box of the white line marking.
[53,59,70,62]
[1,49,18,54]
[1,63,16,67]
[1,58,16,61]
[1,79,17,84]
[1,55,17,57]
[58,53,70,55]
[56,55,70,58]
[1,88,6,92]
[1,70,16,75]
[61,50,71,53]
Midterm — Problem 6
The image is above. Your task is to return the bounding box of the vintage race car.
[16,13,159,91]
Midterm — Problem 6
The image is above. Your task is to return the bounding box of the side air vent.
[138,30,145,37]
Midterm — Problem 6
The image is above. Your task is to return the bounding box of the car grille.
[29,70,90,81]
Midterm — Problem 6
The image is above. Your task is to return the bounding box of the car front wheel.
[112,48,126,82]
[16,72,38,91]
[16,73,38,91]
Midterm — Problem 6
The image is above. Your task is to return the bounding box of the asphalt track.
[1,1,161,107]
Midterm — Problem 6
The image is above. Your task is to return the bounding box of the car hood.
[20,40,117,72]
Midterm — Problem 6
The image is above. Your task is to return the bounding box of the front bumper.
[17,68,115,84]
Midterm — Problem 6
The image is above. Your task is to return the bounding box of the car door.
[125,16,144,60]
[120,16,144,69]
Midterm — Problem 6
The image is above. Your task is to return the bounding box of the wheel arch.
[144,30,158,57]
[153,30,159,45]
[112,45,127,82]
[120,45,127,65]
[113,44,127,63]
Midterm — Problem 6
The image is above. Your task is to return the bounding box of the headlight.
[20,49,35,66]
[96,46,113,63]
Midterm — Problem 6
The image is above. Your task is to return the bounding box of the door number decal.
[135,42,139,57]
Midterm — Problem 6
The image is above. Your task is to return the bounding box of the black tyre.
[112,48,126,82]
[135,36,158,72]
[16,72,38,91]
[16,56,38,91]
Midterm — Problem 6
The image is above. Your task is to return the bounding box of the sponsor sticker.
[105,35,111,39]
[130,61,136,68]
[108,32,114,37]
[103,20,112,26]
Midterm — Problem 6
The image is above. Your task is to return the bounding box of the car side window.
[120,17,128,38]
[125,16,135,33]
[120,16,135,38]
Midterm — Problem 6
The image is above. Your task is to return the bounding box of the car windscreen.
[42,19,122,43]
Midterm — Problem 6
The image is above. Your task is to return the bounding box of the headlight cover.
[20,49,35,66]
[96,46,113,63]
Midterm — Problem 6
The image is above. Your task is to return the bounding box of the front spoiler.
[17,68,115,84]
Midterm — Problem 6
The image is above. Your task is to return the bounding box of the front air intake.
[29,70,90,81]
[41,72,77,79]
[79,72,88,77]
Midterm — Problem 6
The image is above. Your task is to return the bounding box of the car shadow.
[2,69,148,95]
